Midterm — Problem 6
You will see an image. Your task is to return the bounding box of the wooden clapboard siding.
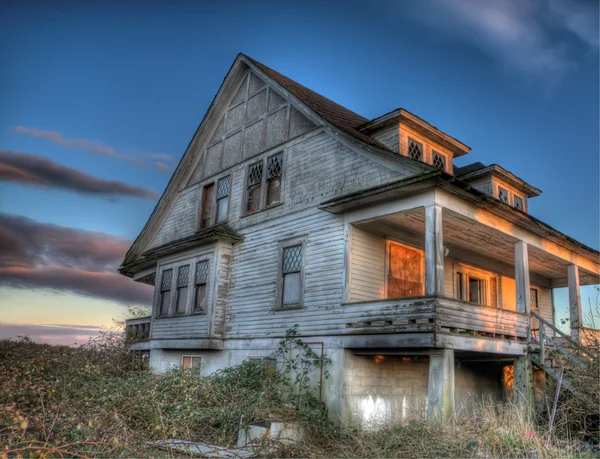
[436,297,529,339]
[465,177,493,196]
[348,226,386,302]
[371,125,399,153]
[150,186,200,249]
[151,315,210,339]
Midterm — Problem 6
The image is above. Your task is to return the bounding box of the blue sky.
[0,0,598,343]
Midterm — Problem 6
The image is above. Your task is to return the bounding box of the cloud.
[404,0,598,82]
[0,213,154,306]
[154,161,173,172]
[0,323,104,346]
[146,153,174,161]
[11,126,174,167]
[0,149,159,199]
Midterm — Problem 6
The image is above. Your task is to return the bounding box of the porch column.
[514,241,531,314]
[425,204,444,296]
[513,355,535,419]
[427,349,455,422]
[567,264,582,343]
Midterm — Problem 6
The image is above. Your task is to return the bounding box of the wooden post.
[514,241,531,314]
[513,355,535,420]
[567,264,582,343]
[539,321,545,365]
[425,205,444,296]
[427,349,454,422]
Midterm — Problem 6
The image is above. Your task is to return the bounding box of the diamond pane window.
[408,138,423,161]
[530,288,538,309]
[498,187,509,203]
[432,152,446,171]
[216,176,230,223]
[194,261,209,312]
[266,152,283,207]
[513,195,523,211]
[246,161,264,213]
[159,269,173,316]
[175,265,190,314]
[281,244,303,307]
[283,245,302,274]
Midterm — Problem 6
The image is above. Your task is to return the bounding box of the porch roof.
[319,171,599,268]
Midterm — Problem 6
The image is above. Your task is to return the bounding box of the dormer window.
[432,151,446,172]
[408,138,423,161]
[498,187,509,203]
[513,195,523,211]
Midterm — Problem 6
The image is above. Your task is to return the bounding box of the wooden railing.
[530,310,598,366]
[125,317,151,343]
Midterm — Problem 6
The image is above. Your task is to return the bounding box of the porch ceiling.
[355,207,597,285]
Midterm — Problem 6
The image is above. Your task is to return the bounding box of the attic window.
[498,187,509,203]
[408,138,423,161]
[513,195,523,211]
[432,152,446,171]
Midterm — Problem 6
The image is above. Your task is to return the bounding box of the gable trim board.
[120,54,432,275]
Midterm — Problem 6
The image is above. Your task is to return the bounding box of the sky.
[0,0,598,345]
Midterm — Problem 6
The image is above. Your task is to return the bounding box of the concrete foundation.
[147,346,507,427]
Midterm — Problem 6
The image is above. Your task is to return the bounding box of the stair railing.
[530,311,598,366]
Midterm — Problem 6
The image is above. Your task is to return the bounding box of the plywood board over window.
[386,240,424,298]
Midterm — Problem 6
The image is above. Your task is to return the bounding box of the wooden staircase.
[529,311,598,403]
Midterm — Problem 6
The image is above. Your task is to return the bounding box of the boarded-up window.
[194,260,209,313]
[246,161,263,213]
[159,269,172,316]
[266,152,283,207]
[201,183,215,228]
[216,176,230,223]
[175,265,189,314]
[387,241,424,298]
[182,355,201,375]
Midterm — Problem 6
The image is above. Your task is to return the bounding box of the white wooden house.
[120,54,600,425]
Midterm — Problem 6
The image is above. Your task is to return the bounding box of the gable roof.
[242,54,387,149]
[456,162,542,197]
[120,53,434,275]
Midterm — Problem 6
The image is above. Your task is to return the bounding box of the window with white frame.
[386,240,424,298]
[159,269,173,316]
[407,138,423,161]
[181,355,202,375]
[194,260,209,313]
[157,256,212,318]
[248,356,277,373]
[245,152,284,215]
[200,175,230,229]
[454,263,498,307]
[277,237,306,309]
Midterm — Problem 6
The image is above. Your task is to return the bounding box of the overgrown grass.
[0,335,597,458]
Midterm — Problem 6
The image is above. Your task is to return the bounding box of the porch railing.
[125,317,151,343]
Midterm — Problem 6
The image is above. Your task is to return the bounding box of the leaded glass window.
[246,161,263,213]
[432,152,446,171]
[530,288,538,309]
[194,260,209,312]
[159,269,172,316]
[408,138,423,161]
[282,244,303,307]
[175,265,189,314]
[498,187,509,203]
[216,175,230,223]
[266,152,283,207]
[513,195,523,211]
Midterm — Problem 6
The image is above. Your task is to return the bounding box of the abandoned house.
[119,54,600,426]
